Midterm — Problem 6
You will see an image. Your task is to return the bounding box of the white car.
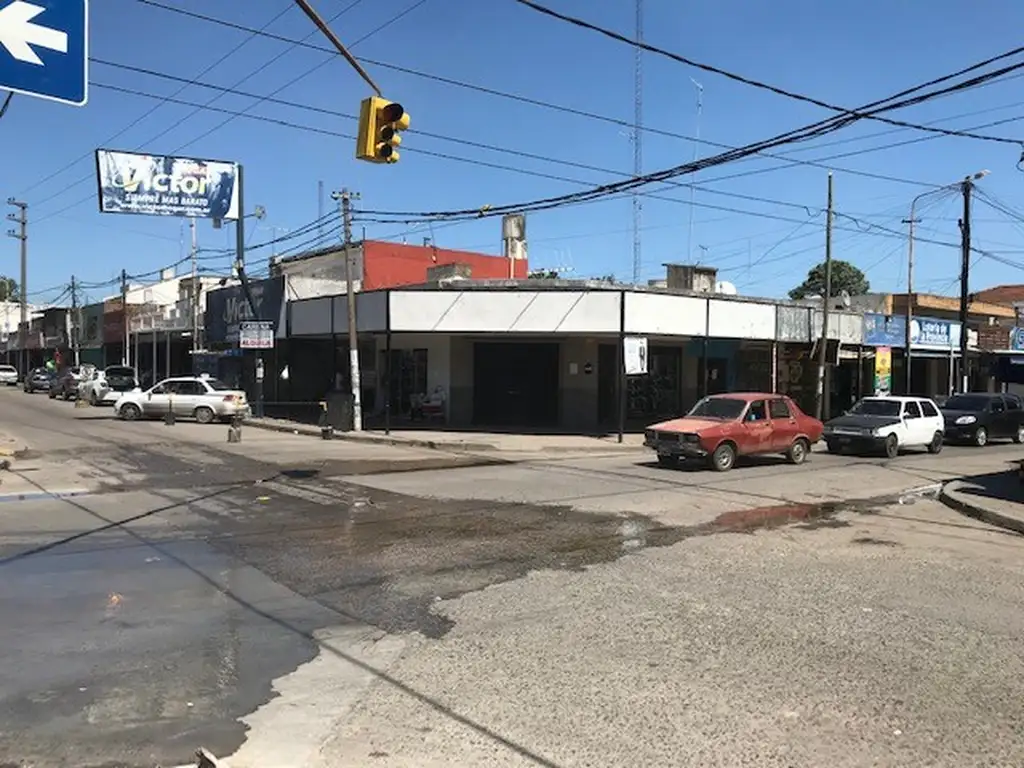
[0,364,18,386]
[823,395,944,458]
[80,365,140,406]
[114,376,250,424]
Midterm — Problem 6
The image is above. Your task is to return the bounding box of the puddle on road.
[195,478,922,640]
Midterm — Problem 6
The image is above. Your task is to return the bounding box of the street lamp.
[902,170,989,395]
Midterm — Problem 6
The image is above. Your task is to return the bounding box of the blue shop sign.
[863,313,961,350]
[1011,327,1024,351]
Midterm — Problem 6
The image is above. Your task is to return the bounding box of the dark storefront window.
[626,346,681,420]
[387,348,428,414]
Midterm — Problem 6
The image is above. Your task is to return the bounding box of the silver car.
[114,376,249,423]
[0,364,18,386]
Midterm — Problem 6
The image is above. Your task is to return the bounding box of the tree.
[0,277,17,302]
[788,260,869,301]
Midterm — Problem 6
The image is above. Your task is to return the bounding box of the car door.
[768,397,798,450]
[739,399,774,455]
[143,382,173,416]
[173,380,205,417]
[989,397,1011,437]
[1004,394,1024,437]
[901,400,930,446]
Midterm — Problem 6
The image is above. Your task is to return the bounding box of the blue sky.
[5,0,1024,305]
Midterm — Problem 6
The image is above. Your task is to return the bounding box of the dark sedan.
[22,367,53,393]
[940,392,1024,446]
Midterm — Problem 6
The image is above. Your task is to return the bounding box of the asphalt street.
[0,388,1022,767]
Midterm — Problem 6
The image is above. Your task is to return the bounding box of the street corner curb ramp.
[939,477,1024,537]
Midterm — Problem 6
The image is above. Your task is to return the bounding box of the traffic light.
[355,96,411,164]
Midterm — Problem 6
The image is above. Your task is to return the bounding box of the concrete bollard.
[318,400,333,439]
[227,414,242,443]
[164,393,176,426]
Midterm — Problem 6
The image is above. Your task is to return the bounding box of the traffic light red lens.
[380,103,405,123]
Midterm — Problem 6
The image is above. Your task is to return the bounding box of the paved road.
[1,389,1023,767]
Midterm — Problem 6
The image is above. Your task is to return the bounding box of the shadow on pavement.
[941,467,1024,536]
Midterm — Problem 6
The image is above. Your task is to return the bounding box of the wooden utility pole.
[814,172,833,420]
[958,178,973,393]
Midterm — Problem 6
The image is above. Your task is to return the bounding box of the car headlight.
[871,428,883,437]
[955,415,976,425]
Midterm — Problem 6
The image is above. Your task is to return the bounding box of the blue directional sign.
[0,0,87,106]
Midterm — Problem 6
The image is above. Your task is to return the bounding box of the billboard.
[94,149,240,219]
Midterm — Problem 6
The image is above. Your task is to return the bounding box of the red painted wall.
[361,240,528,290]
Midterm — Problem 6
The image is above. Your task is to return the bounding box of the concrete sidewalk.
[245,416,648,455]
[940,467,1024,536]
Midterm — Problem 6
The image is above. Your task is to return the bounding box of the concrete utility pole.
[336,188,362,431]
[120,268,129,366]
[959,178,974,393]
[70,275,80,365]
[6,198,26,375]
[190,217,199,354]
[814,172,833,421]
[902,206,920,395]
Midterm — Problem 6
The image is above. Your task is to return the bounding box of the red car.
[644,392,824,472]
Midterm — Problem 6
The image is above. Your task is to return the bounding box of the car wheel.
[1015,425,1024,444]
[973,426,988,447]
[883,433,899,459]
[48,390,56,399]
[119,403,141,421]
[193,406,216,425]
[926,431,943,454]
[825,440,841,454]
[656,454,679,469]
[710,442,736,472]
[786,438,810,465]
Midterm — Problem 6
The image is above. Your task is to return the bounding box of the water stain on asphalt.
[193,479,908,642]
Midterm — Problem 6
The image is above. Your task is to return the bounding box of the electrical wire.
[29,0,374,219]
[128,0,1024,192]
[17,2,297,198]
[514,0,1024,145]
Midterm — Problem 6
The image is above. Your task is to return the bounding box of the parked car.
[939,392,1024,446]
[114,376,250,423]
[0,364,18,386]
[644,392,823,472]
[79,365,140,406]
[23,367,53,393]
[823,395,944,458]
[49,366,86,400]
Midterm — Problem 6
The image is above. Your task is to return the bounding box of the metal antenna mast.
[630,0,643,284]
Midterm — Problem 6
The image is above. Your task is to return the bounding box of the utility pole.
[6,199,26,376]
[630,0,643,284]
[902,210,920,395]
[814,172,833,420]
[70,275,80,365]
[337,188,362,431]
[190,217,199,354]
[959,178,973,393]
[120,269,129,366]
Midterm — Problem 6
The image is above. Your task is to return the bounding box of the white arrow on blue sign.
[0,0,87,106]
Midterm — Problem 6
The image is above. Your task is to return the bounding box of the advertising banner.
[205,277,285,344]
[874,346,892,395]
[95,149,240,219]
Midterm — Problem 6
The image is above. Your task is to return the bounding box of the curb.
[244,418,498,452]
[938,483,1024,536]
[244,419,646,455]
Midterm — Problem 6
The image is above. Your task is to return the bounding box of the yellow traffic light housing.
[355,96,411,164]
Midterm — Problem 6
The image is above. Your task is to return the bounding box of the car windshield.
[105,367,135,378]
[0,366,14,372]
[687,397,747,420]
[204,379,233,391]
[850,398,901,417]
[942,394,991,412]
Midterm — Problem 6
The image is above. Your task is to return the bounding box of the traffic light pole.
[338,189,362,431]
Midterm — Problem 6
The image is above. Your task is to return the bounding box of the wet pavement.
[3,390,1024,767]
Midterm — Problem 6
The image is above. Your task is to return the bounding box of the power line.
[17,2,297,198]
[31,0,424,225]
[125,0,1011,193]
[352,55,1024,223]
[514,0,1024,145]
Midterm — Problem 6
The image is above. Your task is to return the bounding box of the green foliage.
[0,276,17,302]
[788,260,869,300]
